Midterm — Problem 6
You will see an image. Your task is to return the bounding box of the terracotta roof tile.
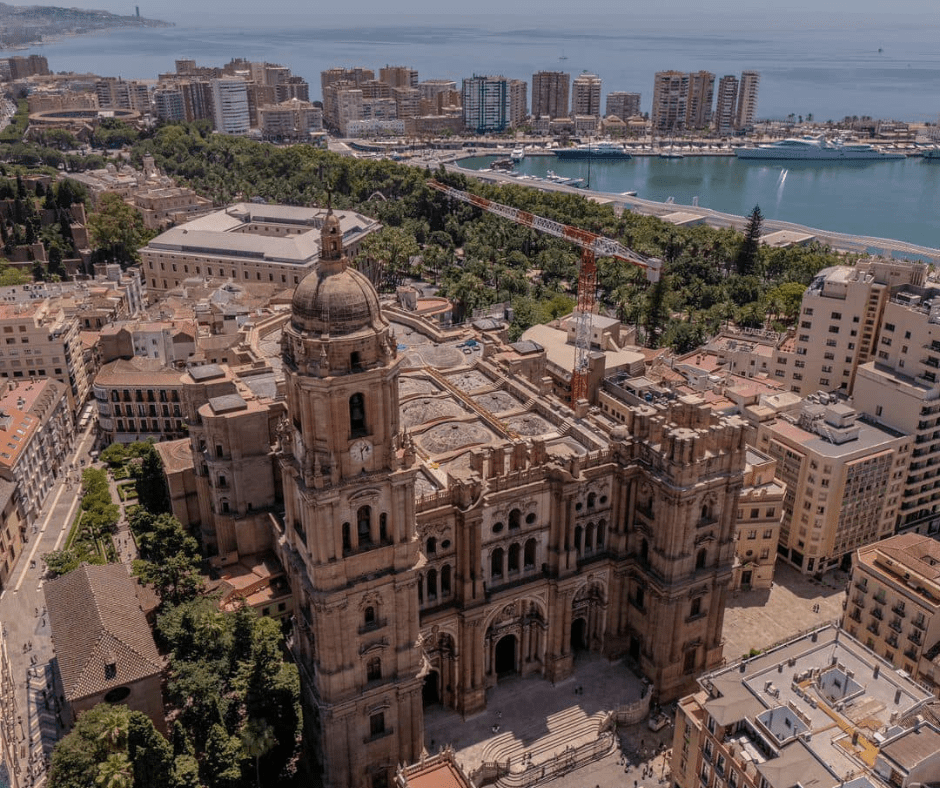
[45,563,164,702]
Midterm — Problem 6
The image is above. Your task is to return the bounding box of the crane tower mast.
[427,179,661,403]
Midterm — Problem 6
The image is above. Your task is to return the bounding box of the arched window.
[357,506,372,546]
[342,522,351,552]
[597,521,606,548]
[640,538,649,562]
[367,656,382,681]
[696,548,707,570]
[418,576,424,604]
[574,525,583,553]
[491,547,504,579]
[427,568,438,600]
[364,606,376,626]
[508,543,521,573]
[426,537,437,555]
[509,509,521,530]
[350,351,361,370]
[379,513,388,543]
[701,504,710,522]
[585,523,595,551]
[221,499,230,514]
[524,538,536,569]
[349,392,367,437]
[441,565,451,597]
[587,492,597,508]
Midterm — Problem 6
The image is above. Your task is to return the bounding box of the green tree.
[202,724,244,788]
[87,193,151,266]
[127,712,176,788]
[735,205,764,276]
[95,753,132,788]
[240,718,276,788]
[359,225,420,291]
[135,444,170,514]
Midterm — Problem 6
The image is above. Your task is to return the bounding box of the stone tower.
[276,211,423,788]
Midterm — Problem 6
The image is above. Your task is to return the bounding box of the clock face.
[350,439,373,464]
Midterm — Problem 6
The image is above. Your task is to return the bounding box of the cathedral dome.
[290,208,384,336]
[291,266,383,336]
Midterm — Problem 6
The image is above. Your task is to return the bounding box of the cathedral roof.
[290,210,384,337]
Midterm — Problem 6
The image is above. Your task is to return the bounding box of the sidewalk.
[0,421,98,784]
[106,471,140,568]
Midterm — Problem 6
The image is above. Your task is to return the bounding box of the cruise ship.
[553,141,632,160]
[735,136,906,161]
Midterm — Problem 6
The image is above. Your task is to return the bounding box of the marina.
[456,152,940,252]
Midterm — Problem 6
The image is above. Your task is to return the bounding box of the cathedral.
[187,212,748,788]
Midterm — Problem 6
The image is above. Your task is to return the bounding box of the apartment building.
[756,396,910,574]
[320,66,374,96]
[258,98,323,140]
[508,78,528,127]
[571,72,602,117]
[95,78,151,113]
[672,625,935,788]
[532,71,570,119]
[733,449,784,590]
[462,75,512,133]
[98,319,196,367]
[0,378,73,528]
[153,87,186,122]
[275,76,310,103]
[140,203,380,296]
[714,76,739,135]
[211,77,250,135]
[843,534,940,691]
[774,262,924,396]
[379,65,418,89]
[686,71,715,130]
[0,301,89,409]
[651,70,690,133]
[735,71,760,130]
[605,91,640,120]
[93,357,188,444]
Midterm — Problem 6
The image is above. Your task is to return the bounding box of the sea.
[8,11,940,249]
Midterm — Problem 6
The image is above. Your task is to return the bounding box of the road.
[0,419,98,785]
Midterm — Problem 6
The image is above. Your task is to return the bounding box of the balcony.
[848,609,862,624]
[889,620,903,633]
[908,631,923,646]
[871,607,883,620]
[867,623,880,636]
[913,617,927,630]
[886,634,899,648]
[854,580,868,592]
[904,648,918,661]
[892,604,906,618]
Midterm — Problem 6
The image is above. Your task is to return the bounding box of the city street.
[0,420,98,785]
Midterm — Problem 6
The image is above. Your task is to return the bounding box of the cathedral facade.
[193,214,748,788]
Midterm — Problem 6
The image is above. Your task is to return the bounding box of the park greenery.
[127,121,849,349]
[45,443,303,787]
[43,467,119,576]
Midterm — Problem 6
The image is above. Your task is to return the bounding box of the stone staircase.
[477,701,611,772]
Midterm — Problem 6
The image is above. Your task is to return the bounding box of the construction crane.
[427,179,662,403]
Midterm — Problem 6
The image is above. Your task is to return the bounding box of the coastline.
[441,159,940,264]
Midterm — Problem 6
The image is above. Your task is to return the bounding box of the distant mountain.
[0,2,172,48]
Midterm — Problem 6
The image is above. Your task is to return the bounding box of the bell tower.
[277,211,423,788]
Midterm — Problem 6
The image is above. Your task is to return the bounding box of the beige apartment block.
[181,215,749,788]
[735,70,760,130]
[773,261,925,396]
[0,300,89,409]
[0,478,24,592]
[843,533,940,691]
[651,70,690,133]
[756,396,910,574]
[605,91,640,120]
[0,378,72,526]
[686,71,715,130]
[734,449,784,591]
[571,72,602,117]
[532,71,570,119]
[714,75,739,135]
[140,203,380,297]
[258,98,323,140]
[672,625,935,788]
[852,282,940,535]
[379,65,418,89]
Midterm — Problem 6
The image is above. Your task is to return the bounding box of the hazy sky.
[18,0,940,25]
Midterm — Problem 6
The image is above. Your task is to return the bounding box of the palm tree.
[95,705,130,753]
[241,718,277,788]
[96,753,133,788]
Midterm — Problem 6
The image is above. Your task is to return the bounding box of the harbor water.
[458,154,940,251]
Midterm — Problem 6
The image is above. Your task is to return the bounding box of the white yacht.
[510,147,525,161]
[735,136,906,161]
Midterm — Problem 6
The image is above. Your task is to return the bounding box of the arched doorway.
[570,617,588,652]
[494,635,517,678]
[422,670,441,706]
